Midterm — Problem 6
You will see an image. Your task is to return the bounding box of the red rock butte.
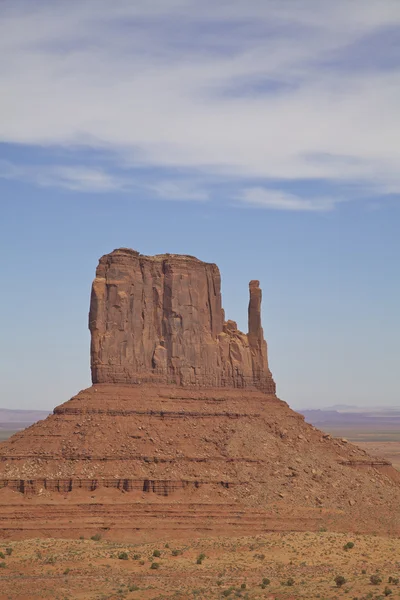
[89,248,275,392]
[0,247,400,541]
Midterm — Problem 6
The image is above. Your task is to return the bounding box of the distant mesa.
[89,248,276,392]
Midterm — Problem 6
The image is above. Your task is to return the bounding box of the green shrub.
[344,542,355,550]
[44,556,56,565]
[335,575,346,588]
[139,560,145,565]
[91,533,101,541]
[5,548,12,556]
[118,552,129,560]
[370,574,382,585]
[63,568,70,575]
[0,552,4,559]
[388,577,399,585]
[150,562,160,570]
[153,549,161,557]
[128,584,139,592]
[240,583,246,589]
[286,577,295,586]
[262,578,270,586]
[0,562,6,568]
[172,549,181,556]
[133,554,141,560]
[384,587,393,596]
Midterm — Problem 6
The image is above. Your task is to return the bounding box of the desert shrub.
[222,589,234,597]
[44,556,56,565]
[344,542,355,550]
[388,577,399,585]
[164,543,169,548]
[384,587,393,596]
[63,568,70,575]
[370,574,382,585]
[362,569,367,574]
[150,562,160,570]
[262,578,270,586]
[5,548,12,556]
[171,549,181,556]
[128,584,139,592]
[91,533,101,541]
[139,560,145,565]
[118,552,129,560]
[335,575,346,587]
[286,578,295,586]
[153,549,161,557]
[0,562,6,568]
[241,583,246,589]
[0,552,4,559]
[133,554,141,560]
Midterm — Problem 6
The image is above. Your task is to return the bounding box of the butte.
[0,248,399,541]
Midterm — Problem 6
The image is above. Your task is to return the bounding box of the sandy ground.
[1,532,400,599]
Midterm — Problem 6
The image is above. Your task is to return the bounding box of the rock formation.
[89,248,275,392]
[1,246,400,542]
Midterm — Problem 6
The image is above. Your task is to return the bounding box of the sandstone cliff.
[89,248,276,392]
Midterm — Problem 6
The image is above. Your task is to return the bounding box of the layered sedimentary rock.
[89,248,275,392]
[2,247,400,541]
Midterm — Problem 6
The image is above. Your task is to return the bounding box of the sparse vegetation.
[0,531,400,598]
[335,575,347,587]
[118,552,129,560]
[344,541,355,550]
[370,574,383,585]
[90,533,102,541]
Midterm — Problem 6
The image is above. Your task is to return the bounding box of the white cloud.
[147,180,209,201]
[0,160,128,192]
[0,0,400,207]
[240,188,337,212]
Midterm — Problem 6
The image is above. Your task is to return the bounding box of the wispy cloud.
[0,160,128,192]
[0,1,400,208]
[240,188,337,212]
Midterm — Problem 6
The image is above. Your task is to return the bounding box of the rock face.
[89,248,275,392]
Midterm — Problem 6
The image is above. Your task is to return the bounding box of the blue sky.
[0,0,399,410]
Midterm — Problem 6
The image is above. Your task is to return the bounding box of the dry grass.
[1,531,400,599]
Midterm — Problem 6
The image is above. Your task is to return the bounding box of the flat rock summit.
[0,248,399,541]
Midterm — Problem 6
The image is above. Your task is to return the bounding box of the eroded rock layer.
[1,385,400,538]
[89,248,275,391]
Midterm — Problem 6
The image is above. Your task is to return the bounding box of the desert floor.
[1,531,400,599]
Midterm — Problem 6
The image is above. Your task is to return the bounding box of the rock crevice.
[89,248,275,392]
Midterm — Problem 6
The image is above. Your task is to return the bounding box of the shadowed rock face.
[89,248,275,392]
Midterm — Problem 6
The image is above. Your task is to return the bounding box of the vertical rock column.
[248,280,275,392]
